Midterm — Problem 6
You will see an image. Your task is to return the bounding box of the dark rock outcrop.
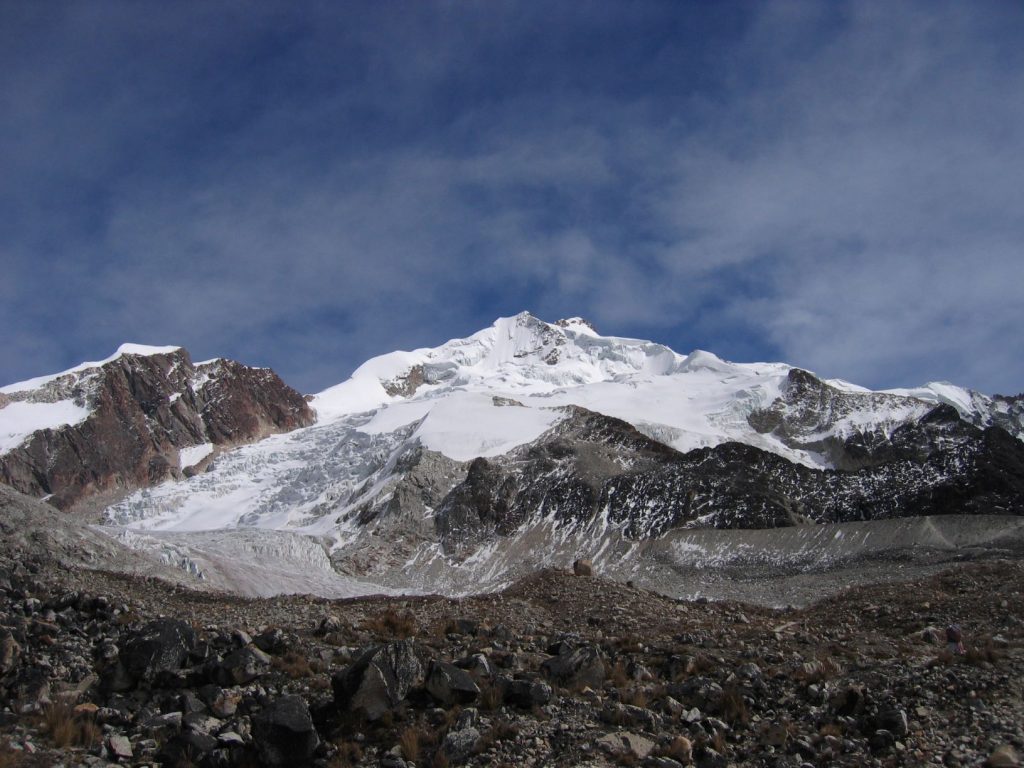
[0,348,314,509]
[331,640,423,720]
[499,675,553,708]
[435,403,1024,548]
[750,368,1024,469]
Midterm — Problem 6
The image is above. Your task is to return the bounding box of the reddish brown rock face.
[0,349,315,510]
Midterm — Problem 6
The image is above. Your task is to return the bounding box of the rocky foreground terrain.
[0,501,1021,768]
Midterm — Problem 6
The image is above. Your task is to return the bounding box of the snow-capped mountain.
[0,345,314,509]
[2,312,1022,597]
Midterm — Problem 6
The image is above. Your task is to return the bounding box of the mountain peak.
[2,344,184,395]
[555,317,598,334]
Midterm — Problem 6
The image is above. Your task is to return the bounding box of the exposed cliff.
[0,347,314,510]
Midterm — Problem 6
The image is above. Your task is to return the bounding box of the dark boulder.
[426,660,480,706]
[573,558,593,576]
[216,644,271,685]
[668,676,724,712]
[252,695,320,767]
[157,730,219,767]
[332,640,423,720]
[499,676,553,708]
[115,618,197,689]
[254,627,290,654]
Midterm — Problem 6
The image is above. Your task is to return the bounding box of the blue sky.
[2,1,1023,394]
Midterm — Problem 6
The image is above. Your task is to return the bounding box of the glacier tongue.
[108,526,399,598]
[100,513,1024,606]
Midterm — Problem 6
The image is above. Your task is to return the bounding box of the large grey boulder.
[332,640,423,720]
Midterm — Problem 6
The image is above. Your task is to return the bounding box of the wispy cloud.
[2,1,1022,393]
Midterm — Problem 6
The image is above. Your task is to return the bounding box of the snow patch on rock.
[0,399,92,453]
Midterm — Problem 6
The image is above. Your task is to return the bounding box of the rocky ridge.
[0,347,314,510]
[433,403,1024,551]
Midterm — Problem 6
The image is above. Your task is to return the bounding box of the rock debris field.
[1,530,1022,768]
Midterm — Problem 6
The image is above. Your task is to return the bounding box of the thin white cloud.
[1,1,1022,395]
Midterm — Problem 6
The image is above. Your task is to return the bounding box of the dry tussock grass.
[329,740,364,768]
[0,741,21,768]
[653,735,692,764]
[608,658,630,688]
[40,701,100,748]
[621,687,649,709]
[719,685,750,726]
[271,649,313,679]
[364,608,416,639]
[479,683,503,711]
[398,727,420,762]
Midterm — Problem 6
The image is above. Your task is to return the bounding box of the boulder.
[694,746,728,768]
[254,627,290,654]
[869,729,896,753]
[252,695,320,767]
[988,745,1020,768]
[443,726,481,763]
[332,640,422,720]
[117,619,197,688]
[457,652,493,679]
[500,676,553,708]
[183,712,222,737]
[217,644,271,685]
[601,702,660,731]
[877,708,908,737]
[317,615,344,635]
[106,734,133,760]
[668,677,723,713]
[202,687,241,718]
[833,685,868,717]
[541,643,605,689]
[157,731,219,766]
[597,731,655,760]
[573,558,593,576]
[426,660,480,706]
